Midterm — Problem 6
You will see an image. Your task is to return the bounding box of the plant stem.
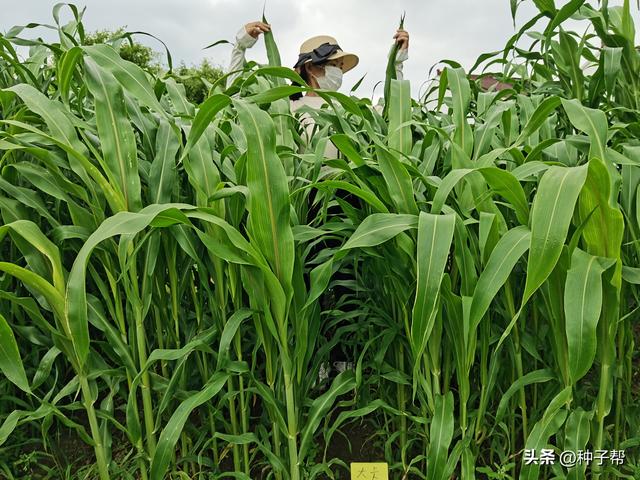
[235,332,251,473]
[505,281,528,442]
[397,344,407,468]
[80,375,110,480]
[614,326,624,449]
[284,372,300,480]
[593,305,615,480]
[134,304,157,456]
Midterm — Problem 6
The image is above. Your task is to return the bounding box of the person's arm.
[392,29,409,81]
[226,22,270,87]
[374,29,410,112]
[393,47,409,80]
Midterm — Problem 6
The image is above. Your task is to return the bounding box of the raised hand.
[393,29,409,50]
[244,21,271,39]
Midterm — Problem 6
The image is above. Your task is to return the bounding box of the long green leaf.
[85,57,142,211]
[577,156,624,288]
[564,409,592,480]
[181,94,231,160]
[84,44,165,115]
[522,164,589,305]
[426,391,455,480]
[411,212,456,358]
[495,369,556,425]
[468,226,531,343]
[447,67,473,162]
[0,313,30,393]
[341,213,418,250]
[561,98,607,161]
[376,144,418,215]
[564,248,615,384]
[234,99,294,297]
[149,118,178,204]
[388,79,412,155]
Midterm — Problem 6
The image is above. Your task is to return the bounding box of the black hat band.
[293,42,342,69]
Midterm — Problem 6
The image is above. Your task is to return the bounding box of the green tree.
[84,27,160,74]
[84,28,222,103]
[174,59,223,104]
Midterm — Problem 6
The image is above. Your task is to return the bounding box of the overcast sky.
[2,1,638,99]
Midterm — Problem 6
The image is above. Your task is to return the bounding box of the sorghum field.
[1,1,639,479]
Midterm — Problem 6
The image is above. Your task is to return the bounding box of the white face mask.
[315,65,343,91]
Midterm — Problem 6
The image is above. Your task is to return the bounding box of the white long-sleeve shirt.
[227,27,260,86]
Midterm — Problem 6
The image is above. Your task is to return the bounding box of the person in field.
[227,22,410,385]
[227,21,410,112]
